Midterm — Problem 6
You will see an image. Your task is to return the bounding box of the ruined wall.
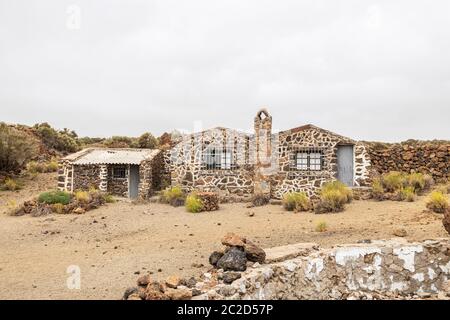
[169,128,254,199]
[196,239,450,300]
[365,140,450,182]
[271,126,361,199]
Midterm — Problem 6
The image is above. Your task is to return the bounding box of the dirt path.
[0,193,447,300]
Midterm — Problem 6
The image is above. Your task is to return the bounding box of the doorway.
[337,145,354,187]
[129,165,140,198]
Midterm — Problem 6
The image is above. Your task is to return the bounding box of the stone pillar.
[253,108,273,197]
[99,165,108,192]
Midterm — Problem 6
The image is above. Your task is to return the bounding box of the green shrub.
[282,192,310,212]
[33,123,80,153]
[1,178,22,191]
[426,191,449,213]
[371,178,384,201]
[315,221,328,232]
[185,194,203,213]
[38,190,71,205]
[103,136,135,148]
[0,123,39,172]
[161,186,186,207]
[136,132,158,149]
[382,171,406,192]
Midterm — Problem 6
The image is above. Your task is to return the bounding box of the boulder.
[123,287,138,300]
[393,228,408,237]
[136,274,151,287]
[216,247,247,272]
[166,275,181,289]
[443,209,450,235]
[243,239,266,263]
[221,233,246,247]
[73,207,86,215]
[165,287,193,300]
[209,251,224,266]
[145,281,168,300]
[222,272,242,284]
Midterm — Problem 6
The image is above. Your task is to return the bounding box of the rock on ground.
[216,247,247,272]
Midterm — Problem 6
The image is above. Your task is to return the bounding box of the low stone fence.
[194,239,450,300]
[364,140,449,182]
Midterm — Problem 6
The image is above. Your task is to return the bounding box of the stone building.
[168,109,371,199]
[58,148,164,199]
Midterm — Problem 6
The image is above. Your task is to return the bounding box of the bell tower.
[253,108,273,197]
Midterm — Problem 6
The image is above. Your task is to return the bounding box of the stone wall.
[195,239,450,300]
[107,165,129,197]
[73,165,101,191]
[364,140,450,182]
[169,128,255,199]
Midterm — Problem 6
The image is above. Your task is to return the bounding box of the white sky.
[1,0,449,141]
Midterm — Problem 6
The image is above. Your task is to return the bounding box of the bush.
[382,171,406,192]
[161,186,186,207]
[103,136,135,148]
[282,192,310,212]
[315,221,328,232]
[371,178,384,201]
[185,194,203,213]
[52,203,65,214]
[74,190,90,203]
[27,161,46,174]
[38,190,71,205]
[407,173,431,193]
[426,191,449,213]
[0,123,39,172]
[395,187,416,202]
[102,194,116,203]
[33,123,80,153]
[1,178,22,191]
[46,159,59,172]
[321,181,352,203]
[136,133,158,149]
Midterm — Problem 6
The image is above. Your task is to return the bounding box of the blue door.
[337,145,354,187]
[129,165,140,198]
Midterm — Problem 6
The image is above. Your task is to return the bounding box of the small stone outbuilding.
[58,148,164,199]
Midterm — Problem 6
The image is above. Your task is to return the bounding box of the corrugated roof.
[67,148,160,165]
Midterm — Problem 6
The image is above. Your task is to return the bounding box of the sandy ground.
[0,180,448,300]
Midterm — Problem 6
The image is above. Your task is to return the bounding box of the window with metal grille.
[294,149,324,171]
[112,166,126,178]
[202,147,233,170]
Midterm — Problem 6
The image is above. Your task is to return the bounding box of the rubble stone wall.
[364,140,449,182]
[73,165,101,191]
[198,239,450,300]
[169,128,255,199]
[107,165,129,197]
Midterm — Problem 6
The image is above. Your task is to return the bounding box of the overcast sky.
[1,0,449,141]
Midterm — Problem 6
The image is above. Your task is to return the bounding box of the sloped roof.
[278,124,355,143]
[64,148,160,165]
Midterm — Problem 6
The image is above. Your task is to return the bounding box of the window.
[112,166,126,178]
[202,147,233,170]
[294,149,324,171]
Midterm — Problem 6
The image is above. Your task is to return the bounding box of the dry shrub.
[371,178,384,201]
[74,190,90,203]
[315,181,352,214]
[315,221,328,232]
[426,191,449,213]
[1,177,22,191]
[185,194,203,213]
[52,203,65,214]
[282,192,310,212]
[161,186,186,207]
[382,171,406,192]
[395,187,416,202]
